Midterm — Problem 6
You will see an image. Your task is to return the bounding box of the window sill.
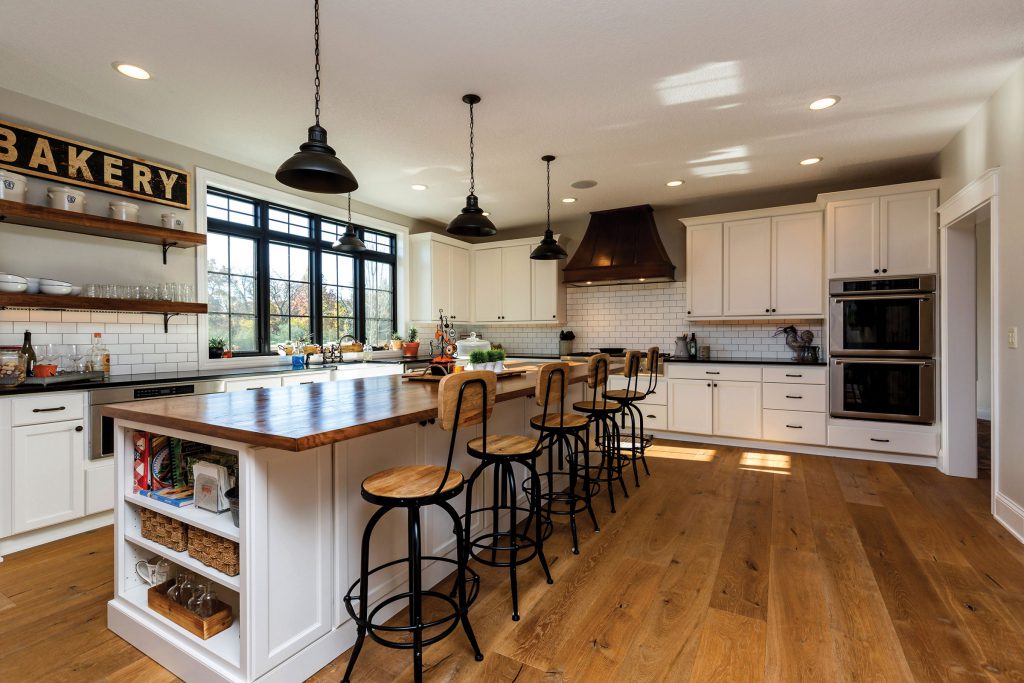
[199,354,293,371]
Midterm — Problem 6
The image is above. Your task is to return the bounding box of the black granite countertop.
[664,356,826,366]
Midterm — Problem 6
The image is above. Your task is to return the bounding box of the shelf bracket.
[161,241,178,265]
[162,313,180,333]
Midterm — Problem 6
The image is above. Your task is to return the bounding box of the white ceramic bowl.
[0,273,27,284]
[23,277,40,294]
[39,278,72,287]
[0,281,27,293]
[70,286,82,296]
[40,284,72,295]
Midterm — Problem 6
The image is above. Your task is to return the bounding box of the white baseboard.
[994,492,1024,545]
[647,430,938,467]
[0,512,113,560]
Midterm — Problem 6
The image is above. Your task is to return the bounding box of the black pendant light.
[530,155,569,260]
[332,193,366,252]
[447,94,496,237]
[276,0,358,194]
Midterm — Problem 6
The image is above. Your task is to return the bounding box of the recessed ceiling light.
[562,197,577,203]
[571,180,598,189]
[410,184,428,191]
[800,157,822,165]
[113,62,150,80]
[809,96,839,110]
[666,180,684,187]
[639,278,646,282]
[585,281,592,285]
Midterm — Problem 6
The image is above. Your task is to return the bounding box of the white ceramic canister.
[109,200,140,222]
[0,170,28,203]
[47,186,86,213]
[161,212,183,230]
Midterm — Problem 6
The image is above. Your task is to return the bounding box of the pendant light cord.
[313,0,321,127]
[546,158,552,231]
[347,192,352,225]
[468,100,475,195]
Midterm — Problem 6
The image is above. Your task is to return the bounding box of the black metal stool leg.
[577,429,600,533]
[439,500,484,662]
[627,404,641,487]
[343,506,388,683]
[504,462,521,621]
[611,415,629,499]
[637,405,652,476]
[529,460,554,584]
[407,506,424,683]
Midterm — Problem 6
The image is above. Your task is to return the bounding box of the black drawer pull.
[646,414,657,419]
[870,438,890,443]
[785,373,803,378]
[246,387,264,390]
[705,371,720,375]
[785,395,803,399]
[75,425,84,432]
[300,381,314,385]
[785,424,803,429]
[32,406,66,413]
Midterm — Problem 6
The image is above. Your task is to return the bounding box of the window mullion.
[258,202,272,354]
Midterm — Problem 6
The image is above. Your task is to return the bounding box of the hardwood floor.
[2,440,1023,682]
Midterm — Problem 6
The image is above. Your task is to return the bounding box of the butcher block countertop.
[102,362,594,452]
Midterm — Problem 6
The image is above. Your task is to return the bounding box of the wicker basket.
[187,526,240,577]
[140,508,187,552]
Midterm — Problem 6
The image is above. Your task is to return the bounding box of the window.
[205,188,397,355]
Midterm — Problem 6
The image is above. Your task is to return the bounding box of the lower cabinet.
[224,376,283,392]
[11,419,85,534]
[84,460,116,515]
[668,380,713,434]
[762,409,826,445]
[713,380,763,439]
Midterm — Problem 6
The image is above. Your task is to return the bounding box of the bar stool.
[604,347,660,486]
[463,373,554,621]
[342,372,487,683]
[573,353,629,513]
[524,362,599,555]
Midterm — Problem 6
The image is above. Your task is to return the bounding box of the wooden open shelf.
[0,199,205,251]
[0,292,206,315]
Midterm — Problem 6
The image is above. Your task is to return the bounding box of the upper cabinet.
[825,188,937,278]
[412,234,564,324]
[684,206,823,319]
[409,233,472,322]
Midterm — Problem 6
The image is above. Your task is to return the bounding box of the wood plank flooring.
[2,440,1023,682]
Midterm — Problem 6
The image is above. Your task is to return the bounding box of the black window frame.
[205,187,398,356]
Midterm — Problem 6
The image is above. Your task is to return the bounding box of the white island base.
[107,396,539,682]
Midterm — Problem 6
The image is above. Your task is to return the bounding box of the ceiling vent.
[561,204,676,286]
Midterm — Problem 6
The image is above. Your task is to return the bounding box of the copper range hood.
[562,204,676,286]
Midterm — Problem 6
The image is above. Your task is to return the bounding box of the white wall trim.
[994,492,1024,545]
[193,168,410,369]
[816,178,942,205]
[938,168,1000,227]
[679,202,820,225]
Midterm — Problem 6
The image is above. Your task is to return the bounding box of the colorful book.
[145,486,195,508]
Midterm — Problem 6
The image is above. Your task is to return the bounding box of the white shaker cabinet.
[531,258,561,322]
[474,244,541,322]
[501,245,533,321]
[473,247,504,321]
[712,380,762,439]
[825,188,937,278]
[771,212,824,315]
[723,218,772,316]
[11,419,85,533]
[668,379,713,434]
[685,223,723,317]
[410,234,472,322]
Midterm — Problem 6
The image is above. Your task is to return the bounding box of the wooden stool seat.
[362,465,464,501]
[530,412,589,429]
[468,434,538,457]
[573,399,620,413]
[604,389,645,401]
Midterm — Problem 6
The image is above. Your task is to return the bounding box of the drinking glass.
[83,284,97,298]
[67,344,85,373]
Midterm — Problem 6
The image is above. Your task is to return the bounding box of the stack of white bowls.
[0,274,28,293]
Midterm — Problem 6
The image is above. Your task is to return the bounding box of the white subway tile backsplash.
[30,310,62,322]
[91,312,120,323]
[60,311,92,323]
[460,281,823,358]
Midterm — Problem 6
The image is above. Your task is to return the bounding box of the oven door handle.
[834,359,933,366]
[831,294,934,303]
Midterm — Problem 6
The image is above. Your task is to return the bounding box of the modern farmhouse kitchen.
[2,2,1024,682]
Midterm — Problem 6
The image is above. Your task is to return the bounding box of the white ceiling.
[1,0,1022,228]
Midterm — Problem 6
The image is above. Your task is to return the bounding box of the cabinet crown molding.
[679,202,820,227]
[816,178,941,205]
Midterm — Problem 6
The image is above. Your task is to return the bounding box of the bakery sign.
[0,119,191,209]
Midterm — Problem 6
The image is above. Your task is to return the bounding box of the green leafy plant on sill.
[407,325,419,342]
[208,337,226,351]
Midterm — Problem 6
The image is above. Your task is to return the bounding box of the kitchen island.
[103,363,591,683]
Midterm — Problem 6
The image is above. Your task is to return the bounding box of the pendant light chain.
[347,191,352,225]
[468,99,475,195]
[546,157,552,230]
[313,0,321,126]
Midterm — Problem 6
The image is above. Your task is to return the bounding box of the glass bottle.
[20,330,36,374]
[90,332,110,377]
[176,572,194,606]
[187,582,207,613]
[197,583,217,618]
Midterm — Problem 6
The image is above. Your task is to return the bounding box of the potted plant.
[468,350,488,371]
[222,347,234,359]
[401,325,420,357]
[208,337,226,359]
[487,348,506,372]
[389,331,403,351]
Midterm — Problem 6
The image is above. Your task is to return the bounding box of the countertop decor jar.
[0,348,28,386]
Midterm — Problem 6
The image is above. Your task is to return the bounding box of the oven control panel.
[133,384,196,400]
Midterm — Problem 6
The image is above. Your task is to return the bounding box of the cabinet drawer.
[665,364,762,382]
[827,423,938,456]
[606,375,667,405]
[281,371,333,386]
[633,404,667,431]
[762,410,826,445]
[13,392,85,426]
[224,376,283,392]
[762,383,827,412]
[762,366,827,384]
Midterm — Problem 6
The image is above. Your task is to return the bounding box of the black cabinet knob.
[75,425,84,432]
[687,310,691,314]
[882,269,888,273]
[706,382,711,387]
[765,308,770,313]
[874,269,880,274]
[771,308,776,312]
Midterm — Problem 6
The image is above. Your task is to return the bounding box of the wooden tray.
[402,368,528,382]
[23,371,104,386]
[147,579,233,640]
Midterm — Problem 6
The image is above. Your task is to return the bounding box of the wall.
[0,88,427,372]
[976,217,992,419]
[450,281,822,360]
[937,61,1024,516]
